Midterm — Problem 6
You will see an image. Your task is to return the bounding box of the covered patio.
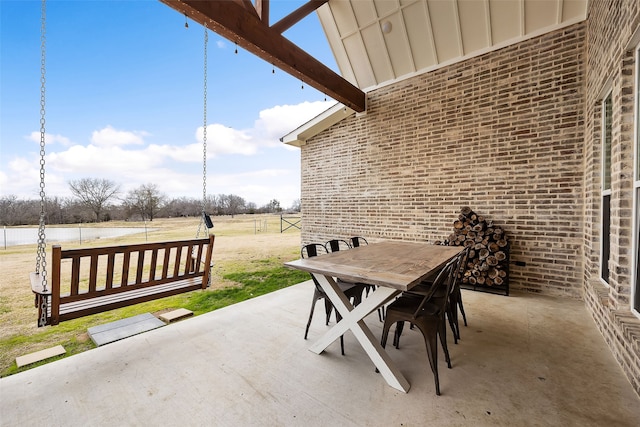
[2,281,638,425]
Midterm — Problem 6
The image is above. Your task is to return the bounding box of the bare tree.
[289,199,301,213]
[217,194,246,217]
[263,199,281,213]
[68,178,120,222]
[123,183,166,221]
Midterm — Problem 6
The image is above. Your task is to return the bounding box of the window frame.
[632,42,640,318]
[601,90,613,287]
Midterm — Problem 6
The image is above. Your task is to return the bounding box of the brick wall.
[301,23,586,298]
[583,0,640,397]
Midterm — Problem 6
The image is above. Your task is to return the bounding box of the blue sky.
[0,0,338,208]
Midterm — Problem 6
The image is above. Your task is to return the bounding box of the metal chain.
[196,24,208,238]
[36,0,48,298]
[36,0,49,327]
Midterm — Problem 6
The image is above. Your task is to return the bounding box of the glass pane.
[636,187,640,311]
[601,194,610,284]
[603,94,612,190]
[637,46,640,180]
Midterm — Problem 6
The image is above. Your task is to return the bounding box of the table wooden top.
[285,241,462,292]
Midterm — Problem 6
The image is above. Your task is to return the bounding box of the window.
[601,92,612,285]
[634,44,640,315]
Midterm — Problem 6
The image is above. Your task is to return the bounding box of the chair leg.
[304,294,321,340]
[447,302,459,344]
[333,311,345,355]
[458,295,467,327]
[439,319,452,369]
[418,324,441,396]
[395,321,408,349]
[324,298,334,325]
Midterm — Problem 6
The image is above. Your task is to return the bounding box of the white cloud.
[27,132,72,147]
[195,124,256,156]
[251,100,333,147]
[2,101,329,206]
[90,125,148,147]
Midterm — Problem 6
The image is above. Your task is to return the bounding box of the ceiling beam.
[271,0,329,34]
[256,0,269,24]
[159,0,366,112]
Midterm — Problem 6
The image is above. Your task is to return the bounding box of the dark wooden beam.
[236,0,260,19]
[271,0,329,34]
[159,0,366,112]
[256,0,269,24]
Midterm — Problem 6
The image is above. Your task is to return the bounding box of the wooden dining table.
[285,240,462,393]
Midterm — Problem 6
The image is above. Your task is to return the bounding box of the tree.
[217,194,246,217]
[289,199,301,212]
[68,178,120,222]
[123,183,166,221]
[263,199,281,213]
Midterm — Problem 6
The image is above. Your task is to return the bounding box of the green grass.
[1,264,309,377]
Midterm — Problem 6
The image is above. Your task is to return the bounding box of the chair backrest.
[349,236,368,247]
[301,243,327,259]
[454,246,471,287]
[325,239,351,253]
[412,254,461,318]
[301,243,328,291]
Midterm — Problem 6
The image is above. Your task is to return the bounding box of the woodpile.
[442,206,509,288]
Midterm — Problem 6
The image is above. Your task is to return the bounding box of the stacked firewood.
[441,206,509,287]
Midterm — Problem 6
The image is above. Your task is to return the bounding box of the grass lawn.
[0,215,307,376]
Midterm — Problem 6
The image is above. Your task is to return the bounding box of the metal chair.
[349,236,368,247]
[325,239,352,252]
[301,243,363,355]
[403,246,470,344]
[380,253,462,395]
[343,236,384,320]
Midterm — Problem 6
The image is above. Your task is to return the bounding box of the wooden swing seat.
[31,235,215,326]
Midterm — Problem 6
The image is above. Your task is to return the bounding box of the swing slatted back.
[32,235,214,326]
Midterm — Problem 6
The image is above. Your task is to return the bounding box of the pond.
[1,226,156,248]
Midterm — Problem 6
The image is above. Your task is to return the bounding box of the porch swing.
[31,2,215,327]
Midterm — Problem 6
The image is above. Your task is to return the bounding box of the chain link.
[197,24,208,238]
[38,294,49,327]
[36,0,48,299]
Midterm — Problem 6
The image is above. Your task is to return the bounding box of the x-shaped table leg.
[308,273,410,393]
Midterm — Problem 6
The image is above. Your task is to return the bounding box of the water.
[1,226,155,248]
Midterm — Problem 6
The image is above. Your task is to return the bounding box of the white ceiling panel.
[330,0,359,37]
[374,0,400,17]
[383,11,415,77]
[525,0,561,33]
[317,0,588,90]
[361,23,394,83]
[458,0,491,55]
[489,0,523,44]
[403,1,437,71]
[343,32,377,88]
[427,0,463,63]
[351,0,377,27]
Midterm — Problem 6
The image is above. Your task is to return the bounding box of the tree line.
[1,177,300,226]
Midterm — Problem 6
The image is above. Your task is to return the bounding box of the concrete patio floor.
[1,280,639,426]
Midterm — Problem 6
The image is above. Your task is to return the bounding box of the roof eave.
[281,102,356,147]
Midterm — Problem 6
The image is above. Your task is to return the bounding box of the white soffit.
[318,0,589,91]
[281,103,356,147]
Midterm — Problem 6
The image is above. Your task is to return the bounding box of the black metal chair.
[301,243,363,355]
[380,254,462,396]
[403,246,470,344]
[344,236,385,320]
[325,238,371,311]
[325,239,352,252]
[349,236,368,247]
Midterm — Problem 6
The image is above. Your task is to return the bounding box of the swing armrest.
[30,272,51,295]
